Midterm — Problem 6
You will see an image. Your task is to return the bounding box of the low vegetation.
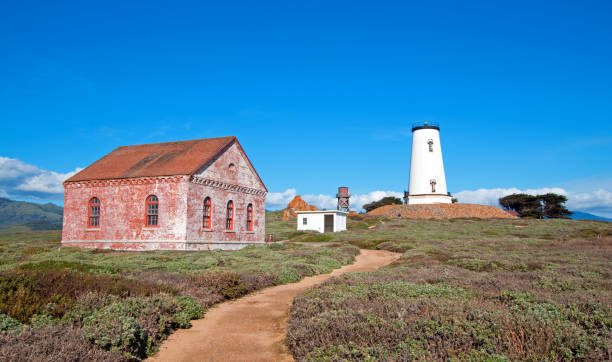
[266,210,298,240]
[0,229,358,361]
[4,212,610,361]
[285,216,612,361]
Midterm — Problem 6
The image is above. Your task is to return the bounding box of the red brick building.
[61,136,267,251]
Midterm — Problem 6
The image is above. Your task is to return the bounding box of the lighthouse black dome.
[412,121,440,132]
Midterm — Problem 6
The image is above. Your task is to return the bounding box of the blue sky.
[1,1,611,216]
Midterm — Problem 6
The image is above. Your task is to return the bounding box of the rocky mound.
[367,203,516,219]
[281,196,318,220]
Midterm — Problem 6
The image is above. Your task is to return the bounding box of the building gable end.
[192,140,267,192]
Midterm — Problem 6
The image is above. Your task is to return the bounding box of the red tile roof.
[66,136,237,183]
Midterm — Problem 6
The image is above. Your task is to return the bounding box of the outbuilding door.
[324,214,334,233]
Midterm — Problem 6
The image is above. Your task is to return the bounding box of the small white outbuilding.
[296,210,347,233]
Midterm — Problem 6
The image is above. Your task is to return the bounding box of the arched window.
[430,179,437,193]
[226,200,234,230]
[146,195,159,227]
[203,197,212,229]
[246,203,253,231]
[428,139,434,152]
[88,197,100,228]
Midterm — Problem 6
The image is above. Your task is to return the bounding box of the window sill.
[86,228,100,232]
[246,231,255,234]
[225,230,236,233]
[142,227,159,230]
[202,228,213,232]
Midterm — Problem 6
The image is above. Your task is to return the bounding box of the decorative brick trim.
[64,176,187,188]
[190,176,267,197]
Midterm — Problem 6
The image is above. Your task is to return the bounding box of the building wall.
[333,213,347,232]
[185,182,265,249]
[297,213,324,233]
[408,127,451,205]
[62,176,189,250]
[406,194,453,205]
[296,212,347,233]
[186,139,267,249]
[193,141,264,189]
[62,140,268,251]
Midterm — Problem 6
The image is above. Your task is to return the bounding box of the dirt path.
[149,249,400,362]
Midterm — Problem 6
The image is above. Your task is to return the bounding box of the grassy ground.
[265,210,303,240]
[283,215,612,361]
[265,211,381,243]
[0,228,358,361]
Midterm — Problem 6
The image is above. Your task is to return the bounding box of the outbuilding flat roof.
[295,210,348,215]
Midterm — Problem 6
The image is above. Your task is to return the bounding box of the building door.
[324,215,334,233]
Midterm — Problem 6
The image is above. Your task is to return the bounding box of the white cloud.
[0,156,81,200]
[568,189,612,216]
[268,187,612,217]
[455,187,612,218]
[301,193,337,210]
[266,189,403,211]
[15,169,81,194]
[266,188,297,210]
[346,190,404,211]
[0,157,39,180]
[454,187,568,206]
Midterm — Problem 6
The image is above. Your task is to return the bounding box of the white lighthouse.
[405,122,453,205]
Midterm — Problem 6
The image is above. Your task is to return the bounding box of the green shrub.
[268,243,286,250]
[376,241,414,253]
[79,294,202,359]
[17,260,116,274]
[173,295,204,328]
[30,313,56,328]
[348,239,389,249]
[347,215,381,230]
[0,325,123,361]
[0,269,176,323]
[195,271,248,299]
[286,231,308,240]
[348,214,366,221]
[574,228,610,238]
[289,277,610,360]
[285,217,612,361]
[0,313,21,332]
[447,258,501,272]
[0,227,361,359]
[278,263,317,283]
[89,248,114,254]
[21,247,47,255]
[299,234,333,243]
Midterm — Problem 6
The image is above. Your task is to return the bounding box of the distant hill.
[0,197,63,230]
[570,211,612,222]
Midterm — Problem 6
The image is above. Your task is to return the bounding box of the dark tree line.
[499,193,572,219]
[363,197,402,212]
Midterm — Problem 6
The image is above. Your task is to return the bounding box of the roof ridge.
[116,136,235,149]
